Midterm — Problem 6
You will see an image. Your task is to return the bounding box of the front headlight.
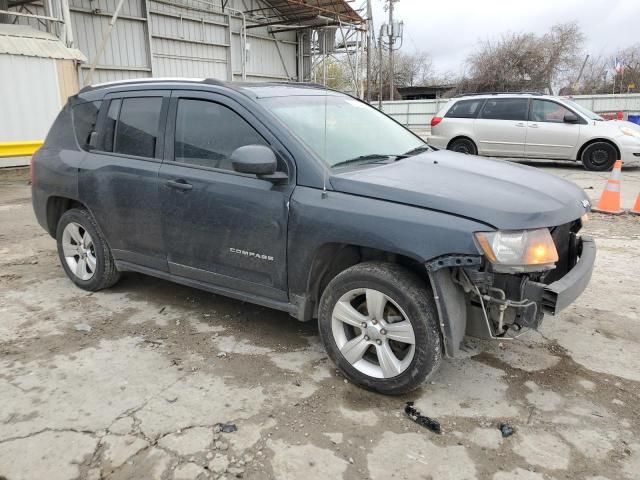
[474,228,559,272]
[620,126,640,138]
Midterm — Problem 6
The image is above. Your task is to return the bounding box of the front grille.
[545,220,581,284]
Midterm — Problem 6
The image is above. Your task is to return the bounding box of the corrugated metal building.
[0,0,364,166]
[0,25,85,166]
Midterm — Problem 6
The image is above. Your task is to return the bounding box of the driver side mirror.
[563,113,579,124]
[231,145,288,182]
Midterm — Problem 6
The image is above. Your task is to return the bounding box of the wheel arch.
[46,196,87,238]
[576,138,621,162]
[303,243,428,320]
[447,135,478,152]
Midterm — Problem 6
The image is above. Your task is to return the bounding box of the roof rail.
[79,77,217,93]
[453,91,545,98]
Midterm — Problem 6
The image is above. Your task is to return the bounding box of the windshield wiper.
[332,154,395,168]
[397,145,432,158]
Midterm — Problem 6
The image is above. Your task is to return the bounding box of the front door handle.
[529,123,539,128]
[166,179,193,191]
[515,122,526,127]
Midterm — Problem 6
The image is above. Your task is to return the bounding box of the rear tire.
[447,137,477,155]
[581,142,617,171]
[56,208,120,291]
[318,261,442,395]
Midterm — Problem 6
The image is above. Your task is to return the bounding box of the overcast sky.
[370,0,640,76]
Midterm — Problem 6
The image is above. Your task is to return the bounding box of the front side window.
[259,94,424,168]
[445,99,484,119]
[174,99,266,171]
[529,99,572,123]
[479,98,529,121]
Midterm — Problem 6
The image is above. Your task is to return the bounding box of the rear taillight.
[431,116,443,127]
[29,149,38,184]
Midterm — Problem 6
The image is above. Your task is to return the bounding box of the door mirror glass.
[231,145,278,175]
[563,113,580,124]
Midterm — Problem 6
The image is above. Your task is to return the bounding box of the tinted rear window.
[479,98,529,121]
[72,101,101,150]
[445,99,484,119]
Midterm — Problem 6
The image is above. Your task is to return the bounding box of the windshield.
[259,94,425,168]
[563,99,604,121]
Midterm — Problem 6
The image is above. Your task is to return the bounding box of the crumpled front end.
[428,218,596,355]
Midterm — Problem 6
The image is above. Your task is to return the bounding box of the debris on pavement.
[74,323,92,332]
[499,422,515,438]
[404,402,441,434]
[216,423,238,433]
[217,352,228,358]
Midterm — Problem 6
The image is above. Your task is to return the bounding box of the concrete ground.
[0,162,639,480]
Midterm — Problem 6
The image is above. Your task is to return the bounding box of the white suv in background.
[427,93,640,171]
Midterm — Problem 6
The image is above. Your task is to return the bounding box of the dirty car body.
[31,79,595,394]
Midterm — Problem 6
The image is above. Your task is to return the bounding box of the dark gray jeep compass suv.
[32,79,596,394]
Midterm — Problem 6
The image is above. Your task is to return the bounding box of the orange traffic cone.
[592,160,624,214]
[631,193,640,215]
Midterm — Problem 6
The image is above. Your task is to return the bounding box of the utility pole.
[388,0,395,101]
[366,0,373,102]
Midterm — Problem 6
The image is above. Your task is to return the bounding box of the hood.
[329,150,589,230]
[606,119,640,132]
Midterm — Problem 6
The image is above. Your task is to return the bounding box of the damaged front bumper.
[428,234,596,357]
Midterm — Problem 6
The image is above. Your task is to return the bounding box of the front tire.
[448,137,477,155]
[318,262,442,395]
[56,208,120,291]
[581,142,617,171]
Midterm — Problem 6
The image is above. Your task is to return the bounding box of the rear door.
[474,98,529,157]
[525,99,581,159]
[79,90,170,271]
[158,90,294,301]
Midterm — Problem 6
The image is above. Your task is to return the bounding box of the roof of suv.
[78,77,339,99]
[453,92,548,99]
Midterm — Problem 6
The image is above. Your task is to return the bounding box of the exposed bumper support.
[524,235,596,315]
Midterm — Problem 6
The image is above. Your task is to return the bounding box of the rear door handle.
[166,179,193,191]
[529,123,539,128]
[515,122,526,127]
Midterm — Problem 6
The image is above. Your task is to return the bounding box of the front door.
[474,98,529,157]
[158,91,294,301]
[525,99,581,159]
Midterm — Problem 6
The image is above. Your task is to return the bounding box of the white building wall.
[0,54,62,167]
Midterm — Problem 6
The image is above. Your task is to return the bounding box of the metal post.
[378,30,383,109]
[0,0,9,24]
[60,0,74,47]
[85,0,126,85]
[366,0,372,102]
[388,0,394,101]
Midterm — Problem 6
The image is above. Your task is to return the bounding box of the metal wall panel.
[148,1,229,79]
[11,0,300,84]
[72,0,151,84]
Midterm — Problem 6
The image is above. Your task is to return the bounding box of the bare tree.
[540,22,585,94]
[614,44,640,93]
[366,49,435,99]
[394,51,434,87]
[455,22,585,94]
